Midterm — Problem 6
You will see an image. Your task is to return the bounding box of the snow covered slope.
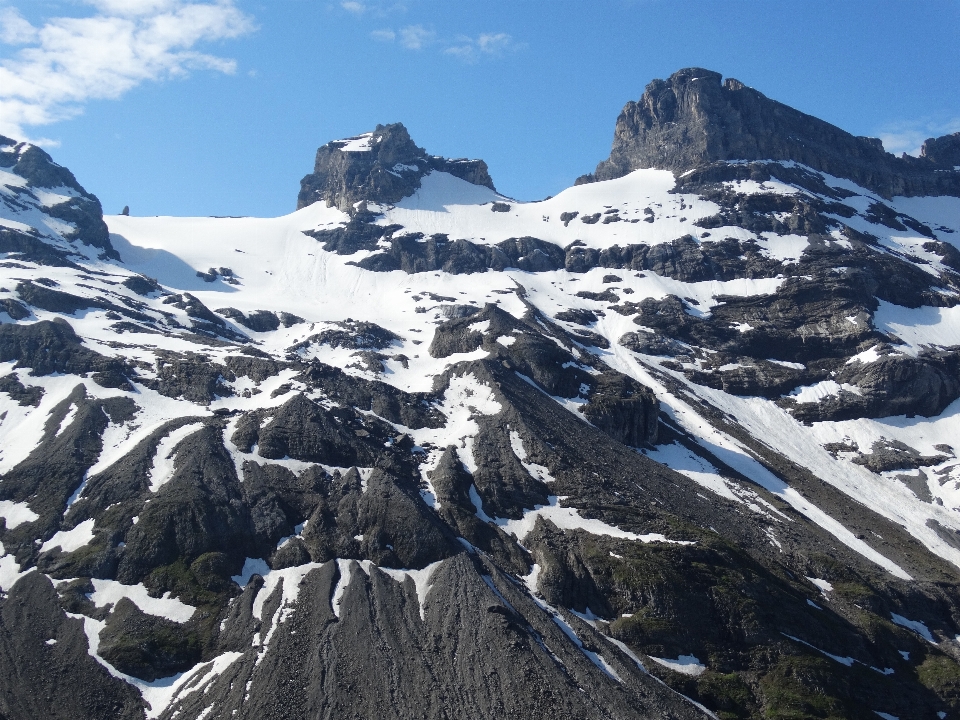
[3,69,960,719]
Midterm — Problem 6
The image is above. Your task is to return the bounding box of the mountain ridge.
[577,67,960,200]
[1,69,960,719]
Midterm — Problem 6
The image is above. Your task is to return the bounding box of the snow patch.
[88,579,196,622]
[646,442,786,520]
[874,300,960,352]
[231,557,270,587]
[337,133,373,152]
[649,654,706,676]
[509,430,556,483]
[788,380,861,403]
[40,518,95,554]
[0,499,39,529]
[806,577,834,595]
[378,560,443,621]
[148,423,205,493]
[756,232,810,262]
[890,613,935,643]
[54,403,78,437]
[0,554,29,591]
[331,559,355,618]
[495,494,695,545]
[846,345,884,365]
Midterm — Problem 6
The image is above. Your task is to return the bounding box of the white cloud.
[477,32,512,54]
[443,44,473,60]
[372,25,516,60]
[443,32,517,63]
[88,0,183,15]
[0,0,256,140]
[369,25,432,49]
[876,118,960,157]
[342,1,406,19]
[398,24,433,50]
[371,28,396,42]
[0,7,37,44]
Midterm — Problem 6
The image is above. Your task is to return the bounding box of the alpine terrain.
[3,67,960,720]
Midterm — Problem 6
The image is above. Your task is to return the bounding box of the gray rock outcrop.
[922,132,960,168]
[297,122,495,211]
[580,68,960,198]
[0,135,118,259]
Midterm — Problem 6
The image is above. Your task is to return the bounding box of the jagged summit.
[923,132,960,168]
[580,67,960,198]
[0,135,116,261]
[1,136,87,193]
[297,122,495,211]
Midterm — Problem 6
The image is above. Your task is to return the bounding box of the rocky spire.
[922,132,960,168]
[297,122,495,211]
[580,68,960,198]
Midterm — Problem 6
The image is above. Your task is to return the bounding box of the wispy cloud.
[369,25,519,61]
[339,1,406,19]
[443,32,518,63]
[876,118,960,157]
[0,6,36,44]
[0,0,256,142]
[341,1,366,15]
[370,23,434,50]
[398,24,434,50]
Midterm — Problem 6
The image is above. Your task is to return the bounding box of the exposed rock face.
[0,319,133,389]
[297,122,495,211]
[582,372,659,446]
[0,135,117,260]
[581,68,960,198]
[922,132,960,168]
[0,573,144,719]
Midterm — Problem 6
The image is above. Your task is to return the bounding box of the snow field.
[101,166,960,574]
[378,169,729,251]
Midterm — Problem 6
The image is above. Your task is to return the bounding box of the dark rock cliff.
[923,132,960,168]
[297,122,495,211]
[579,68,960,199]
[0,135,117,259]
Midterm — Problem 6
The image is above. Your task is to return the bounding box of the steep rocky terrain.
[2,70,960,719]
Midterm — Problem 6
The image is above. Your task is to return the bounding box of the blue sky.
[1,0,959,217]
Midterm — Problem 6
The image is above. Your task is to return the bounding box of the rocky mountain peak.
[922,132,960,168]
[0,134,115,261]
[297,122,495,212]
[581,67,960,199]
[1,136,87,196]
